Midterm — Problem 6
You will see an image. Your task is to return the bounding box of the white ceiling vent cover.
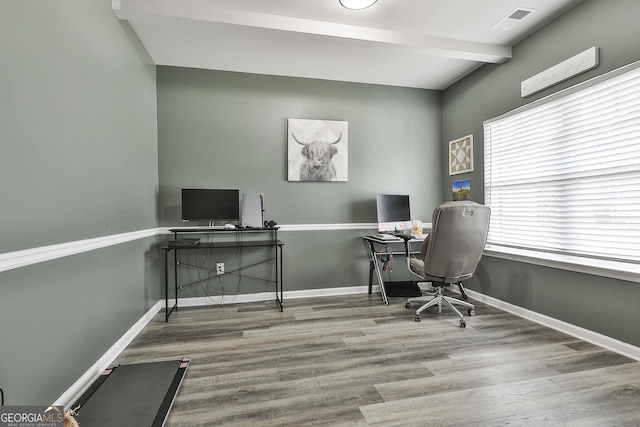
[492,7,536,31]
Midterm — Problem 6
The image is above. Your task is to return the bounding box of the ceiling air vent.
[492,7,536,31]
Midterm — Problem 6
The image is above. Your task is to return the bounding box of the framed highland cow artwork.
[287,119,348,182]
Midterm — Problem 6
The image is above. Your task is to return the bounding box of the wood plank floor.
[114,292,640,426]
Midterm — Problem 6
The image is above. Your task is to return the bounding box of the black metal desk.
[163,228,283,321]
[362,234,427,305]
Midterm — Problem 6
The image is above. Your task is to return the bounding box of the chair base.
[406,286,475,327]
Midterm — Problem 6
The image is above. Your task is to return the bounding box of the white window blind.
[484,63,640,264]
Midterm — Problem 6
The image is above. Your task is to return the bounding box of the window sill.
[483,245,640,283]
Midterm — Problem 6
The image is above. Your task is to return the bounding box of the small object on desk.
[411,219,423,235]
[224,223,236,229]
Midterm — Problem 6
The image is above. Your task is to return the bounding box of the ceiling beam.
[112,0,512,64]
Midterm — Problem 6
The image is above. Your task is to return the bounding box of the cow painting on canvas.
[287,119,348,182]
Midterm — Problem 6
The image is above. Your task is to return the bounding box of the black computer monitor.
[376,194,411,232]
[181,189,240,225]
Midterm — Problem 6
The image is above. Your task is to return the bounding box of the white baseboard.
[464,289,640,361]
[285,285,380,299]
[53,286,375,408]
[56,285,640,409]
[176,285,379,307]
[177,292,280,307]
[53,300,163,408]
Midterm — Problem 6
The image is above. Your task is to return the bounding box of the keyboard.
[372,234,399,240]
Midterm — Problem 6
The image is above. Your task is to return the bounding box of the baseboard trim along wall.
[464,289,640,361]
[52,285,378,407]
[53,300,164,408]
[177,285,377,308]
[55,285,640,408]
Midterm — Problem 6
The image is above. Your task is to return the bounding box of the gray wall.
[157,67,442,293]
[442,0,640,347]
[6,0,637,407]
[0,1,159,404]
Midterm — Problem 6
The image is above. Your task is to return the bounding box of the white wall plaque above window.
[521,47,599,97]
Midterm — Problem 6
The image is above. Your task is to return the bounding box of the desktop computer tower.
[241,192,264,228]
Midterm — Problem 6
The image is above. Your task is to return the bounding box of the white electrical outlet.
[216,262,224,275]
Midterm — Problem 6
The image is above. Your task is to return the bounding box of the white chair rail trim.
[0,223,379,273]
[279,223,375,232]
[0,228,164,273]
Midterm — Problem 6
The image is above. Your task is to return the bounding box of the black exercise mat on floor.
[384,281,422,297]
[72,358,189,427]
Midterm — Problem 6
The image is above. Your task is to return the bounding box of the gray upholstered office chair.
[403,201,490,327]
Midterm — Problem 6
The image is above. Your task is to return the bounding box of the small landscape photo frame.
[452,179,471,201]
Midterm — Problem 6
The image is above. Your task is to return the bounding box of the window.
[484,62,640,266]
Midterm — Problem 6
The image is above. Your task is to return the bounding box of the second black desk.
[164,227,283,321]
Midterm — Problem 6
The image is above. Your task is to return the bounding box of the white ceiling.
[112,0,583,90]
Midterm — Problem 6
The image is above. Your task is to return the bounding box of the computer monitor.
[376,194,411,232]
[181,189,240,226]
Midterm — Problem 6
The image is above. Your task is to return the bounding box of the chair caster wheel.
[460,319,466,328]
[415,316,421,322]
[405,302,412,309]
[468,309,475,316]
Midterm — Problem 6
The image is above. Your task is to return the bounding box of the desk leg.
[365,240,389,305]
[368,260,375,294]
[165,249,169,322]
[276,245,284,312]
[165,248,178,322]
[366,240,375,294]
[174,248,178,313]
[371,253,389,306]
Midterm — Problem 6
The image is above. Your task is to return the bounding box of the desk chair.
[402,201,490,327]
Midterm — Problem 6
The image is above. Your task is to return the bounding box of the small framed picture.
[449,134,473,175]
[452,179,471,201]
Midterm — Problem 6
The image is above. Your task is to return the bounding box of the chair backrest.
[422,201,490,283]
